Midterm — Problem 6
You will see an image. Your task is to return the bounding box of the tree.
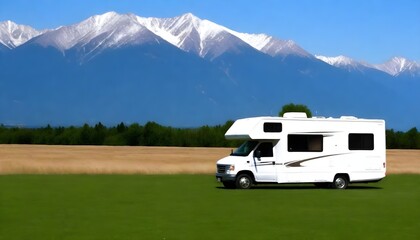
[406,127,420,149]
[92,122,106,145]
[386,129,397,149]
[116,122,127,133]
[124,123,143,146]
[79,124,93,145]
[279,103,312,118]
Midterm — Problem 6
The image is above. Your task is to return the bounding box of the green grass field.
[1,174,419,240]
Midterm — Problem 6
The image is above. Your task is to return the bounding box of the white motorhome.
[216,113,386,189]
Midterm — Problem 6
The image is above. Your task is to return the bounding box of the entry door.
[253,142,276,181]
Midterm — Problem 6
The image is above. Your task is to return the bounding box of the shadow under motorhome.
[215,112,386,189]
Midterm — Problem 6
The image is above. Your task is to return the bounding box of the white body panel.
[216,115,386,184]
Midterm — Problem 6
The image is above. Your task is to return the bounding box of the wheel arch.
[236,170,255,183]
[334,173,350,182]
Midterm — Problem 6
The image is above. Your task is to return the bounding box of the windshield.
[231,141,258,156]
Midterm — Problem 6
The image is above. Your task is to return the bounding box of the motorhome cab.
[216,113,386,189]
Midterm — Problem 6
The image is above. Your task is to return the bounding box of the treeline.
[0,122,419,149]
[0,121,241,147]
[386,128,420,149]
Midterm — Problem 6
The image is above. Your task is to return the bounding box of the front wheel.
[332,175,349,189]
[235,174,253,189]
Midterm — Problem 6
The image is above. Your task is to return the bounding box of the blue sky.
[1,0,419,63]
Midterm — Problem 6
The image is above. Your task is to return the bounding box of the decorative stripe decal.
[255,162,275,166]
[290,131,340,134]
[284,153,348,167]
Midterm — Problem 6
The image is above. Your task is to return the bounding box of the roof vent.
[340,116,357,120]
[283,112,308,118]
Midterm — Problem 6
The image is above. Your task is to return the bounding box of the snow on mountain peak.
[315,55,377,73]
[31,11,156,54]
[89,11,120,29]
[374,57,420,76]
[315,55,358,66]
[227,31,311,58]
[5,11,416,73]
[178,12,200,24]
[136,12,230,57]
[230,33,271,51]
[0,20,43,49]
[136,13,310,58]
[316,55,420,76]
[0,12,314,60]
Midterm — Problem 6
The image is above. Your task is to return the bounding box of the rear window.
[349,133,374,150]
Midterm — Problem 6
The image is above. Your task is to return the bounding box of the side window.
[288,135,323,152]
[263,122,282,132]
[256,142,274,157]
[349,133,374,150]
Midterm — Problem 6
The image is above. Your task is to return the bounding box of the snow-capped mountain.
[374,57,420,76]
[316,55,420,76]
[1,12,418,69]
[316,55,359,66]
[136,13,311,59]
[0,20,44,49]
[0,11,419,130]
[315,55,373,72]
[235,33,312,58]
[16,11,310,60]
[27,12,165,59]
[136,13,251,59]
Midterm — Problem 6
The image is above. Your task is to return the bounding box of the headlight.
[226,165,235,174]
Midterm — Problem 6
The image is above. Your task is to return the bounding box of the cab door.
[252,142,277,181]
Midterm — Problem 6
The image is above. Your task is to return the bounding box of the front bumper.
[215,173,236,182]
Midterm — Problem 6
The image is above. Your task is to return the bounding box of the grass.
[1,174,419,240]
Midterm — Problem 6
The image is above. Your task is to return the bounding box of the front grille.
[217,164,227,174]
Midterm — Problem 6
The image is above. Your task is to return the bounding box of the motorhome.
[215,113,386,189]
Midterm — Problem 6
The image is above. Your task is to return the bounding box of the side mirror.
[254,150,261,159]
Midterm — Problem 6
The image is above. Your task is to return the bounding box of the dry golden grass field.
[0,145,419,174]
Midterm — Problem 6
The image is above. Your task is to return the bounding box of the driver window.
[256,142,274,157]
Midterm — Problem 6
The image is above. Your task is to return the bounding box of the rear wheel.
[235,174,253,189]
[332,175,349,189]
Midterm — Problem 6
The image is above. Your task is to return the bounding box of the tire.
[222,181,236,189]
[235,174,253,189]
[332,175,349,189]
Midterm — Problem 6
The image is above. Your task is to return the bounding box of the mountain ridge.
[0,12,419,130]
[2,11,418,75]
[316,55,420,77]
[0,20,44,49]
